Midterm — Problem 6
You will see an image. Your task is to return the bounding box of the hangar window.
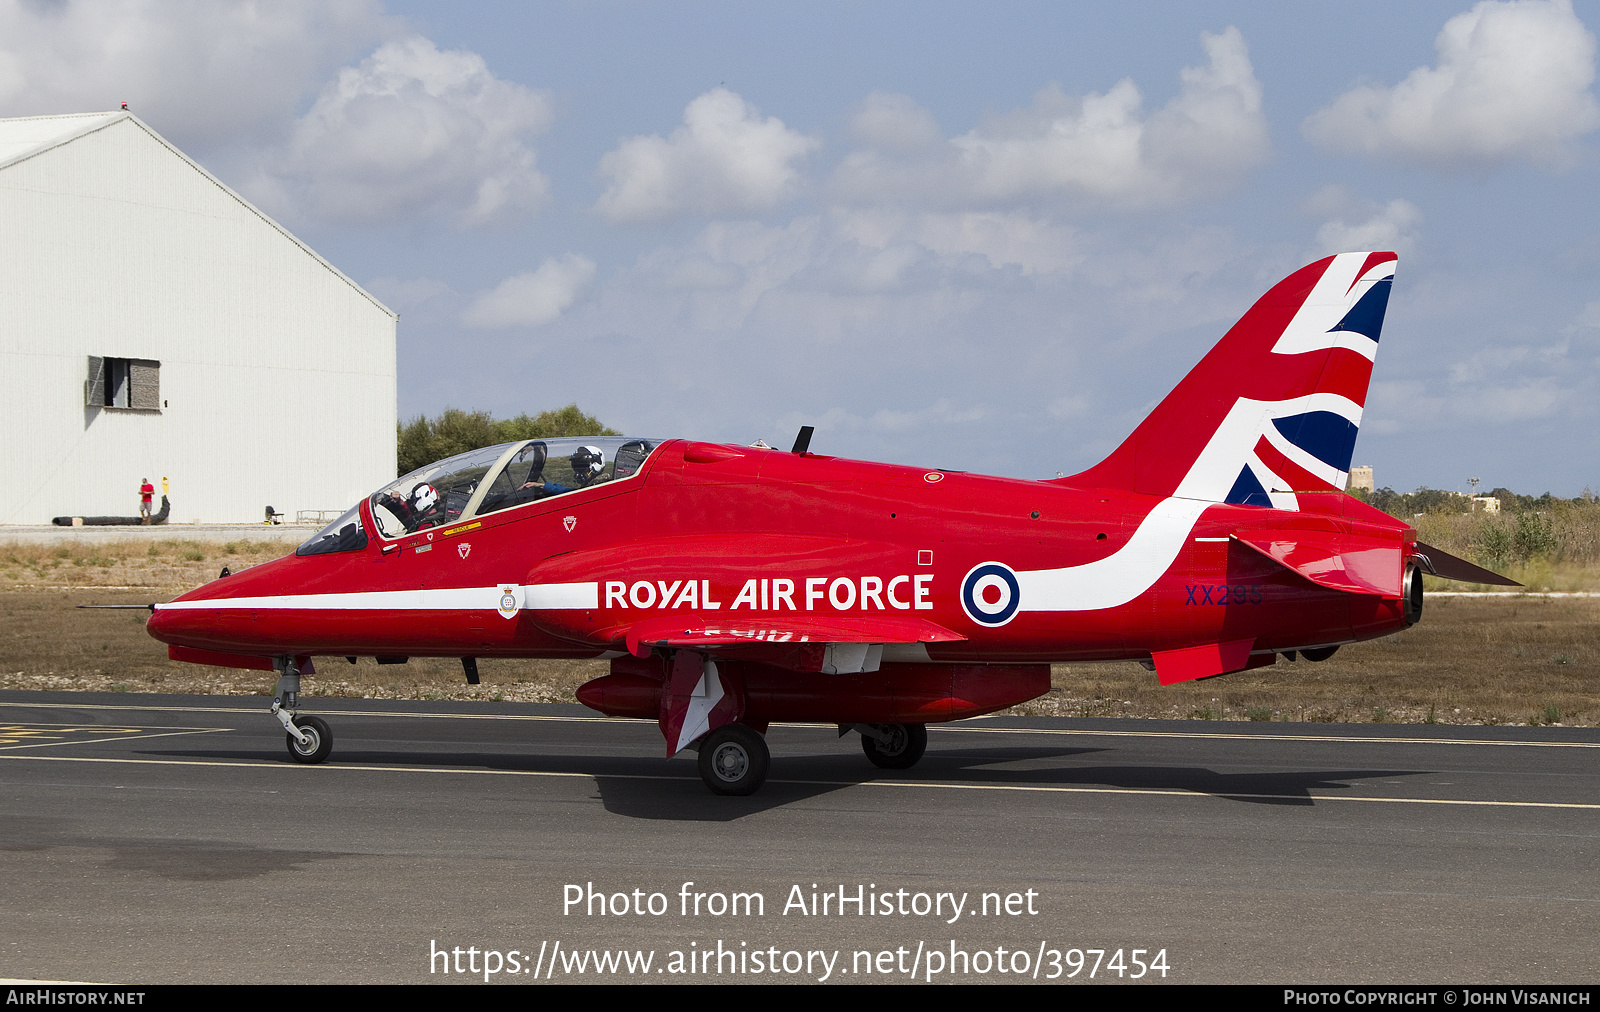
[86,356,161,411]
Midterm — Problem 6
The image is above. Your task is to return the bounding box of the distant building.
[0,112,397,524]
[1470,496,1501,513]
[1347,465,1374,494]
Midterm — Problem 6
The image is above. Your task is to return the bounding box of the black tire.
[697,724,769,796]
[861,723,927,769]
[286,715,333,764]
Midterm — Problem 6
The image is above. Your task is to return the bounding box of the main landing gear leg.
[845,723,928,770]
[272,656,332,765]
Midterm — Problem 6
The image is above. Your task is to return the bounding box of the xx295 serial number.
[1184,584,1265,605]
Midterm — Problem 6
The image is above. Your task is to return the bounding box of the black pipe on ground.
[53,495,171,526]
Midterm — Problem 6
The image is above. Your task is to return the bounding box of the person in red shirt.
[139,478,154,524]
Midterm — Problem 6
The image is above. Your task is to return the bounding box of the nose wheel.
[286,715,333,764]
[697,724,769,796]
[286,714,332,762]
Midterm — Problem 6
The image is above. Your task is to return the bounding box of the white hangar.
[0,111,397,525]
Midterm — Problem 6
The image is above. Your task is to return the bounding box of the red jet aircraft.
[147,251,1513,794]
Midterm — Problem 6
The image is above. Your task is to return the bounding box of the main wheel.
[286,715,333,764]
[697,724,769,796]
[861,723,927,769]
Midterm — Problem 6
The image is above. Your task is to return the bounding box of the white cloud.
[782,400,989,439]
[834,209,1085,275]
[1448,341,1570,384]
[596,87,819,223]
[363,276,455,314]
[0,6,549,228]
[0,0,387,148]
[1567,298,1600,331]
[1307,186,1423,256]
[1369,333,1582,439]
[848,92,945,152]
[831,27,1269,210]
[464,255,597,328]
[614,211,1254,354]
[1047,395,1091,420]
[267,36,553,226]
[1472,378,1571,420]
[1304,0,1600,168]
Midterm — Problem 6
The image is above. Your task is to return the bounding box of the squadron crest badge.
[496,583,521,620]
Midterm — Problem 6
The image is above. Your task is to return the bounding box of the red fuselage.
[148,439,1415,675]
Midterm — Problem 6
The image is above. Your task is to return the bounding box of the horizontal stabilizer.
[622,614,966,659]
[1414,542,1522,587]
[1233,532,1403,597]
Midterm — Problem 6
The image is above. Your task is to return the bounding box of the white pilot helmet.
[571,445,604,478]
[411,483,439,512]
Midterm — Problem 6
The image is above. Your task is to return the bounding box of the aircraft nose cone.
[145,604,194,646]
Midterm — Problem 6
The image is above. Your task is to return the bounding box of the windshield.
[368,437,659,539]
[296,503,368,556]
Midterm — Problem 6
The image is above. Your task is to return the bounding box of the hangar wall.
[0,112,397,525]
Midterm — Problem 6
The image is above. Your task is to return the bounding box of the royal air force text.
[604,577,933,612]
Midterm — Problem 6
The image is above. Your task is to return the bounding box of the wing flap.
[1232,532,1403,597]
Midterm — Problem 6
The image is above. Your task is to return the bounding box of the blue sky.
[4,0,1598,494]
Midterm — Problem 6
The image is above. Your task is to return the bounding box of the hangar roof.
[0,111,123,169]
[0,111,395,320]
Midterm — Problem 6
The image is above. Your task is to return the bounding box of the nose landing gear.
[271,656,333,765]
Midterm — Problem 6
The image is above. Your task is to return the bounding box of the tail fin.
[1064,251,1396,510]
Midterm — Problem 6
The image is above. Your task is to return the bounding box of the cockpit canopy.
[297,436,660,556]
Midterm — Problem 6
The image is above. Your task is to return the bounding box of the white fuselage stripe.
[155,582,599,612]
[1017,496,1211,613]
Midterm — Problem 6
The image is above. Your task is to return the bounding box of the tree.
[397,406,620,475]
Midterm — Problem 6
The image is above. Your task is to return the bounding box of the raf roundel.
[961,561,1021,627]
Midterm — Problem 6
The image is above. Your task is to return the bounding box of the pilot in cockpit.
[375,482,440,532]
[404,483,443,531]
[518,443,606,497]
[565,445,607,490]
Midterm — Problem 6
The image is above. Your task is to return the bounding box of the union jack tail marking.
[1064,251,1396,511]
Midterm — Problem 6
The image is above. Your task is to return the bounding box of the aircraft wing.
[620,613,966,670]
[1231,532,1404,597]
